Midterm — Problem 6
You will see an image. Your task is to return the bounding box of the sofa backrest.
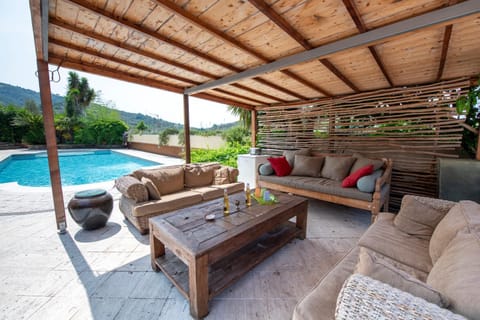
[134,165,185,195]
[184,162,221,188]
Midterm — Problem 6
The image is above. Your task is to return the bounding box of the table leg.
[189,254,209,319]
[150,229,165,272]
[296,204,308,240]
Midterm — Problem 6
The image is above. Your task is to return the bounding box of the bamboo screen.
[257,78,471,210]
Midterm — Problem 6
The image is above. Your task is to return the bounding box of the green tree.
[65,72,96,119]
[24,99,40,115]
[456,81,480,157]
[11,109,45,144]
[0,104,25,143]
[228,105,251,129]
[135,120,148,134]
[222,126,250,145]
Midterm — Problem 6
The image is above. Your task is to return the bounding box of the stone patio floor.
[0,149,370,320]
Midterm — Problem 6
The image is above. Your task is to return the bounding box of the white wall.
[130,134,227,149]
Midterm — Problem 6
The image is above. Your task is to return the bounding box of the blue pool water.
[0,150,161,187]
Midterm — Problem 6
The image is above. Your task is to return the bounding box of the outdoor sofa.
[258,150,393,222]
[293,195,480,320]
[115,162,244,234]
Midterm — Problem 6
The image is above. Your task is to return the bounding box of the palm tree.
[65,72,96,119]
[227,105,252,129]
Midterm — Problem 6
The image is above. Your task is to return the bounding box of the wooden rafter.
[342,0,394,87]
[153,0,331,97]
[248,0,358,92]
[48,54,254,109]
[437,25,453,81]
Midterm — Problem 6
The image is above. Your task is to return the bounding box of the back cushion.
[184,163,218,187]
[427,232,480,319]
[350,156,384,174]
[429,201,480,263]
[394,196,456,240]
[135,166,185,195]
[321,156,355,181]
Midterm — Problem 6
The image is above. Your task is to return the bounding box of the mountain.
[0,82,238,131]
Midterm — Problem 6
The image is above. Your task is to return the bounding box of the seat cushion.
[429,200,480,263]
[211,182,245,195]
[358,214,432,273]
[190,186,224,201]
[132,190,203,217]
[355,247,447,306]
[427,232,480,320]
[293,247,359,320]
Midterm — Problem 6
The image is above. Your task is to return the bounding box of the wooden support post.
[251,109,257,147]
[476,135,480,160]
[183,94,191,164]
[36,59,67,233]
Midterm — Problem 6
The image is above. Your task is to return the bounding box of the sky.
[0,1,238,128]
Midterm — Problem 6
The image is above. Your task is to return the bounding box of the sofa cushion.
[356,169,383,193]
[342,165,373,188]
[132,190,203,217]
[427,232,480,319]
[358,214,432,273]
[213,167,229,185]
[292,247,359,320]
[321,156,355,181]
[291,155,324,177]
[283,148,311,167]
[350,154,384,174]
[114,175,148,202]
[268,156,292,176]
[336,274,466,320]
[355,247,448,307]
[212,182,245,195]
[184,163,217,187]
[227,167,239,182]
[430,200,480,263]
[141,177,161,200]
[394,195,456,240]
[134,165,185,195]
[258,162,274,176]
[190,186,224,201]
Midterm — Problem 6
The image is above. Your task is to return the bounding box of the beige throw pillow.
[394,196,454,240]
[141,177,161,200]
[283,148,311,167]
[290,155,324,177]
[213,167,230,185]
[184,164,215,187]
[135,166,184,195]
[114,175,148,202]
[355,247,449,307]
[321,156,355,181]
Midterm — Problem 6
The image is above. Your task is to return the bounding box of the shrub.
[191,143,250,167]
[75,119,128,145]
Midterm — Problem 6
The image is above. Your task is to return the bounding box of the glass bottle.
[223,189,230,216]
[245,183,251,207]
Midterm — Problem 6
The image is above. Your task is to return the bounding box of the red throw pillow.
[342,165,374,188]
[268,156,292,177]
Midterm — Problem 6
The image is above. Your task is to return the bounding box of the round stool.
[68,189,113,230]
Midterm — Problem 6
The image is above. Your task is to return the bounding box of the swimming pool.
[0,150,161,187]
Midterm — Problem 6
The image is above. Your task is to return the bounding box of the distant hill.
[0,82,238,131]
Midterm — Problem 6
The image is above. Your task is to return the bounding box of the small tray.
[252,194,278,205]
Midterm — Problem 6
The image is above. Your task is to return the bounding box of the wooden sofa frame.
[257,156,393,222]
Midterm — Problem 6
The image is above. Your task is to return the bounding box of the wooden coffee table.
[149,191,308,319]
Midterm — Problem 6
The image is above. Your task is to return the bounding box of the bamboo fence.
[257,78,471,210]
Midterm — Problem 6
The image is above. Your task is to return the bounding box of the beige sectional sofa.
[115,163,244,234]
[293,195,480,320]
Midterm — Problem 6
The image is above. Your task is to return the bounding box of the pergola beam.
[185,0,480,95]
[437,25,453,81]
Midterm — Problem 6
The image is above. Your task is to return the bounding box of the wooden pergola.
[29,0,480,231]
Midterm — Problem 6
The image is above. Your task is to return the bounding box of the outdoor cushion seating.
[115,163,244,234]
[258,150,393,221]
[292,195,480,320]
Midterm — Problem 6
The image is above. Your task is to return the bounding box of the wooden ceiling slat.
[230,83,288,103]
[248,0,359,92]
[342,0,394,87]
[49,38,199,85]
[213,88,267,105]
